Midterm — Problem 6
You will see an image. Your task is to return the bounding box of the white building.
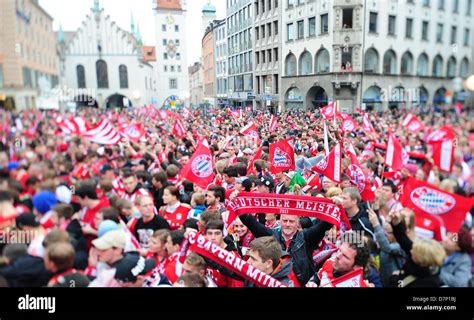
[58,1,156,109]
[189,61,204,108]
[214,19,228,107]
[281,0,473,112]
[154,0,189,108]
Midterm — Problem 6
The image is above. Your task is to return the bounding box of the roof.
[156,0,182,11]
[142,46,157,62]
[202,3,216,15]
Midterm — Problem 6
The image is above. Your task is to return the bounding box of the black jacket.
[239,214,333,286]
[245,251,295,287]
[66,219,88,270]
[389,222,442,287]
[0,255,52,287]
[348,206,375,239]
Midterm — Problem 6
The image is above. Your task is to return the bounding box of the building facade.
[0,0,59,110]
[214,20,228,107]
[189,61,204,108]
[226,0,254,109]
[154,0,189,108]
[281,0,473,112]
[58,1,155,109]
[253,0,281,112]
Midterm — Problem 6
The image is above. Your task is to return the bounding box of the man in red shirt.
[75,180,110,250]
[121,170,151,205]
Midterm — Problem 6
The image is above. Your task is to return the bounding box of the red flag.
[362,113,375,133]
[240,122,261,145]
[400,177,472,234]
[402,113,425,134]
[320,101,338,120]
[340,115,358,133]
[228,109,242,119]
[181,139,215,189]
[346,143,375,201]
[269,138,295,174]
[425,125,456,143]
[329,268,367,288]
[83,119,122,145]
[430,140,455,173]
[301,173,321,193]
[310,143,343,183]
[247,147,263,175]
[172,119,186,138]
[384,133,408,171]
[119,123,146,142]
[268,115,278,133]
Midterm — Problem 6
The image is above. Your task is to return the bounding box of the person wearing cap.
[257,176,275,194]
[32,191,58,229]
[243,148,253,162]
[88,230,127,287]
[114,254,170,287]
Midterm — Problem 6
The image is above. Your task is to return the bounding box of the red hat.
[59,143,69,152]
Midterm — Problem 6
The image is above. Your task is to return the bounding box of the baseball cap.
[219,152,231,159]
[92,230,126,250]
[285,171,296,180]
[7,162,19,171]
[98,220,119,238]
[114,254,156,283]
[52,272,90,288]
[243,148,253,155]
[32,191,58,215]
[15,213,40,228]
[257,176,274,190]
[56,185,72,204]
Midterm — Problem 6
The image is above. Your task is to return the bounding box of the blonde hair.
[439,179,458,193]
[326,187,343,198]
[411,239,446,268]
[191,192,205,206]
[215,160,228,175]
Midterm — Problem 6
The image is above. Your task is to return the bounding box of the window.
[464,28,470,45]
[342,47,353,70]
[274,48,278,61]
[267,23,272,37]
[388,15,396,35]
[406,18,413,38]
[256,26,259,40]
[175,25,179,32]
[256,51,260,64]
[171,66,175,72]
[369,12,378,33]
[76,65,86,88]
[274,21,278,35]
[119,65,128,88]
[176,39,180,46]
[436,23,444,42]
[309,17,316,36]
[453,0,459,12]
[164,65,168,72]
[170,78,177,89]
[163,39,167,46]
[287,23,294,40]
[468,0,472,15]
[164,53,168,60]
[177,53,181,60]
[422,21,429,40]
[342,8,353,29]
[321,14,329,34]
[297,20,304,39]
[162,24,166,31]
[268,49,272,62]
[438,0,444,10]
[96,60,109,88]
[178,66,182,72]
[451,26,457,44]
[262,25,265,39]
[423,0,430,7]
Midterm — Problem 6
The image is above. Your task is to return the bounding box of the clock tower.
[154,0,189,109]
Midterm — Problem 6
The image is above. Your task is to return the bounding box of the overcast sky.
[39,0,226,65]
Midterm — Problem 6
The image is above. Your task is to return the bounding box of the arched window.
[417,53,429,76]
[285,53,297,76]
[447,57,457,78]
[364,48,379,73]
[315,48,330,73]
[96,60,109,88]
[119,65,128,89]
[383,50,397,74]
[299,51,313,75]
[76,65,86,88]
[432,55,443,77]
[460,58,469,77]
[401,51,414,75]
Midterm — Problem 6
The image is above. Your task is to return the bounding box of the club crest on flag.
[273,147,292,167]
[343,119,355,132]
[191,155,213,178]
[314,157,328,171]
[248,130,259,141]
[347,164,366,193]
[410,186,456,215]
[126,126,140,138]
